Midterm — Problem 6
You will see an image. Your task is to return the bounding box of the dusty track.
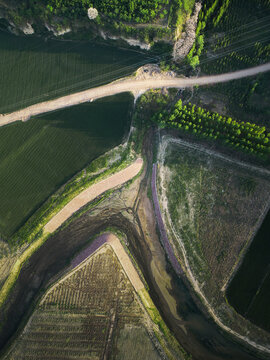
[1,63,270,126]
[44,158,143,233]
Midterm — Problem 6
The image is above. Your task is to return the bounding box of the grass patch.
[161,141,270,303]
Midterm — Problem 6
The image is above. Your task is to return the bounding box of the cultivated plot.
[0,30,150,114]
[5,245,160,360]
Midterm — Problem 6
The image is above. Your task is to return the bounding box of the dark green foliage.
[201,0,270,73]
[195,0,270,125]
[152,99,270,158]
[227,209,270,332]
[0,94,133,239]
[39,0,169,23]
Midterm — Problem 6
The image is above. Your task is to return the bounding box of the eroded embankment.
[0,129,268,360]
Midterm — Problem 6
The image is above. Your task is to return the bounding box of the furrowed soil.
[0,128,268,360]
[5,244,160,360]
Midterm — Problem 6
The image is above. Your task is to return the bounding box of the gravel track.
[1,63,269,127]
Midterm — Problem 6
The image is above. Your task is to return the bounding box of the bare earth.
[107,233,145,292]
[44,158,143,234]
[1,63,270,126]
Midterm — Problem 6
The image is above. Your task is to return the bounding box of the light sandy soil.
[107,234,144,292]
[1,63,269,126]
[44,158,143,234]
[173,2,201,61]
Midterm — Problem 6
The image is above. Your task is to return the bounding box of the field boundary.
[39,232,188,360]
[44,158,143,234]
[155,135,270,355]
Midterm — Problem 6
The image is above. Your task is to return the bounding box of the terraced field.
[5,245,160,360]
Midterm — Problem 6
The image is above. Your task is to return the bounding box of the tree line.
[152,99,270,158]
[42,0,170,23]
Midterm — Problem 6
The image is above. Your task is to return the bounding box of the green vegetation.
[168,0,196,29]
[5,246,153,360]
[41,0,169,23]
[0,31,149,113]
[187,0,270,123]
[116,326,160,360]
[204,0,270,70]
[152,99,270,159]
[0,93,133,239]
[161,140,270,311]
[227,209,270,332]
[186,0,270,71]
[139,289,191,360]
[10,0,194,25]
[0,233,49,309]
[2,0,197,46]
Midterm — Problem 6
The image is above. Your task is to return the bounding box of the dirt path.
[1,63,269,127]
[44,158,143,234]
[106,234,144,292]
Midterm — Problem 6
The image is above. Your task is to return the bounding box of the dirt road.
[1,63,269,127]
[44,158,143,234]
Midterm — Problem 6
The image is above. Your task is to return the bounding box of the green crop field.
[0,93,133,239]
[0,30,150,114]
[227,209,270,332]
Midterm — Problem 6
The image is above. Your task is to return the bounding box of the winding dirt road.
[44,158,143,234]
[1,63,269,127]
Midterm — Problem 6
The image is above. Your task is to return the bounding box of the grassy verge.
[0,155,135,311]
[0,233,49,308]
[139,288,191,360]
[10,142,131,248]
